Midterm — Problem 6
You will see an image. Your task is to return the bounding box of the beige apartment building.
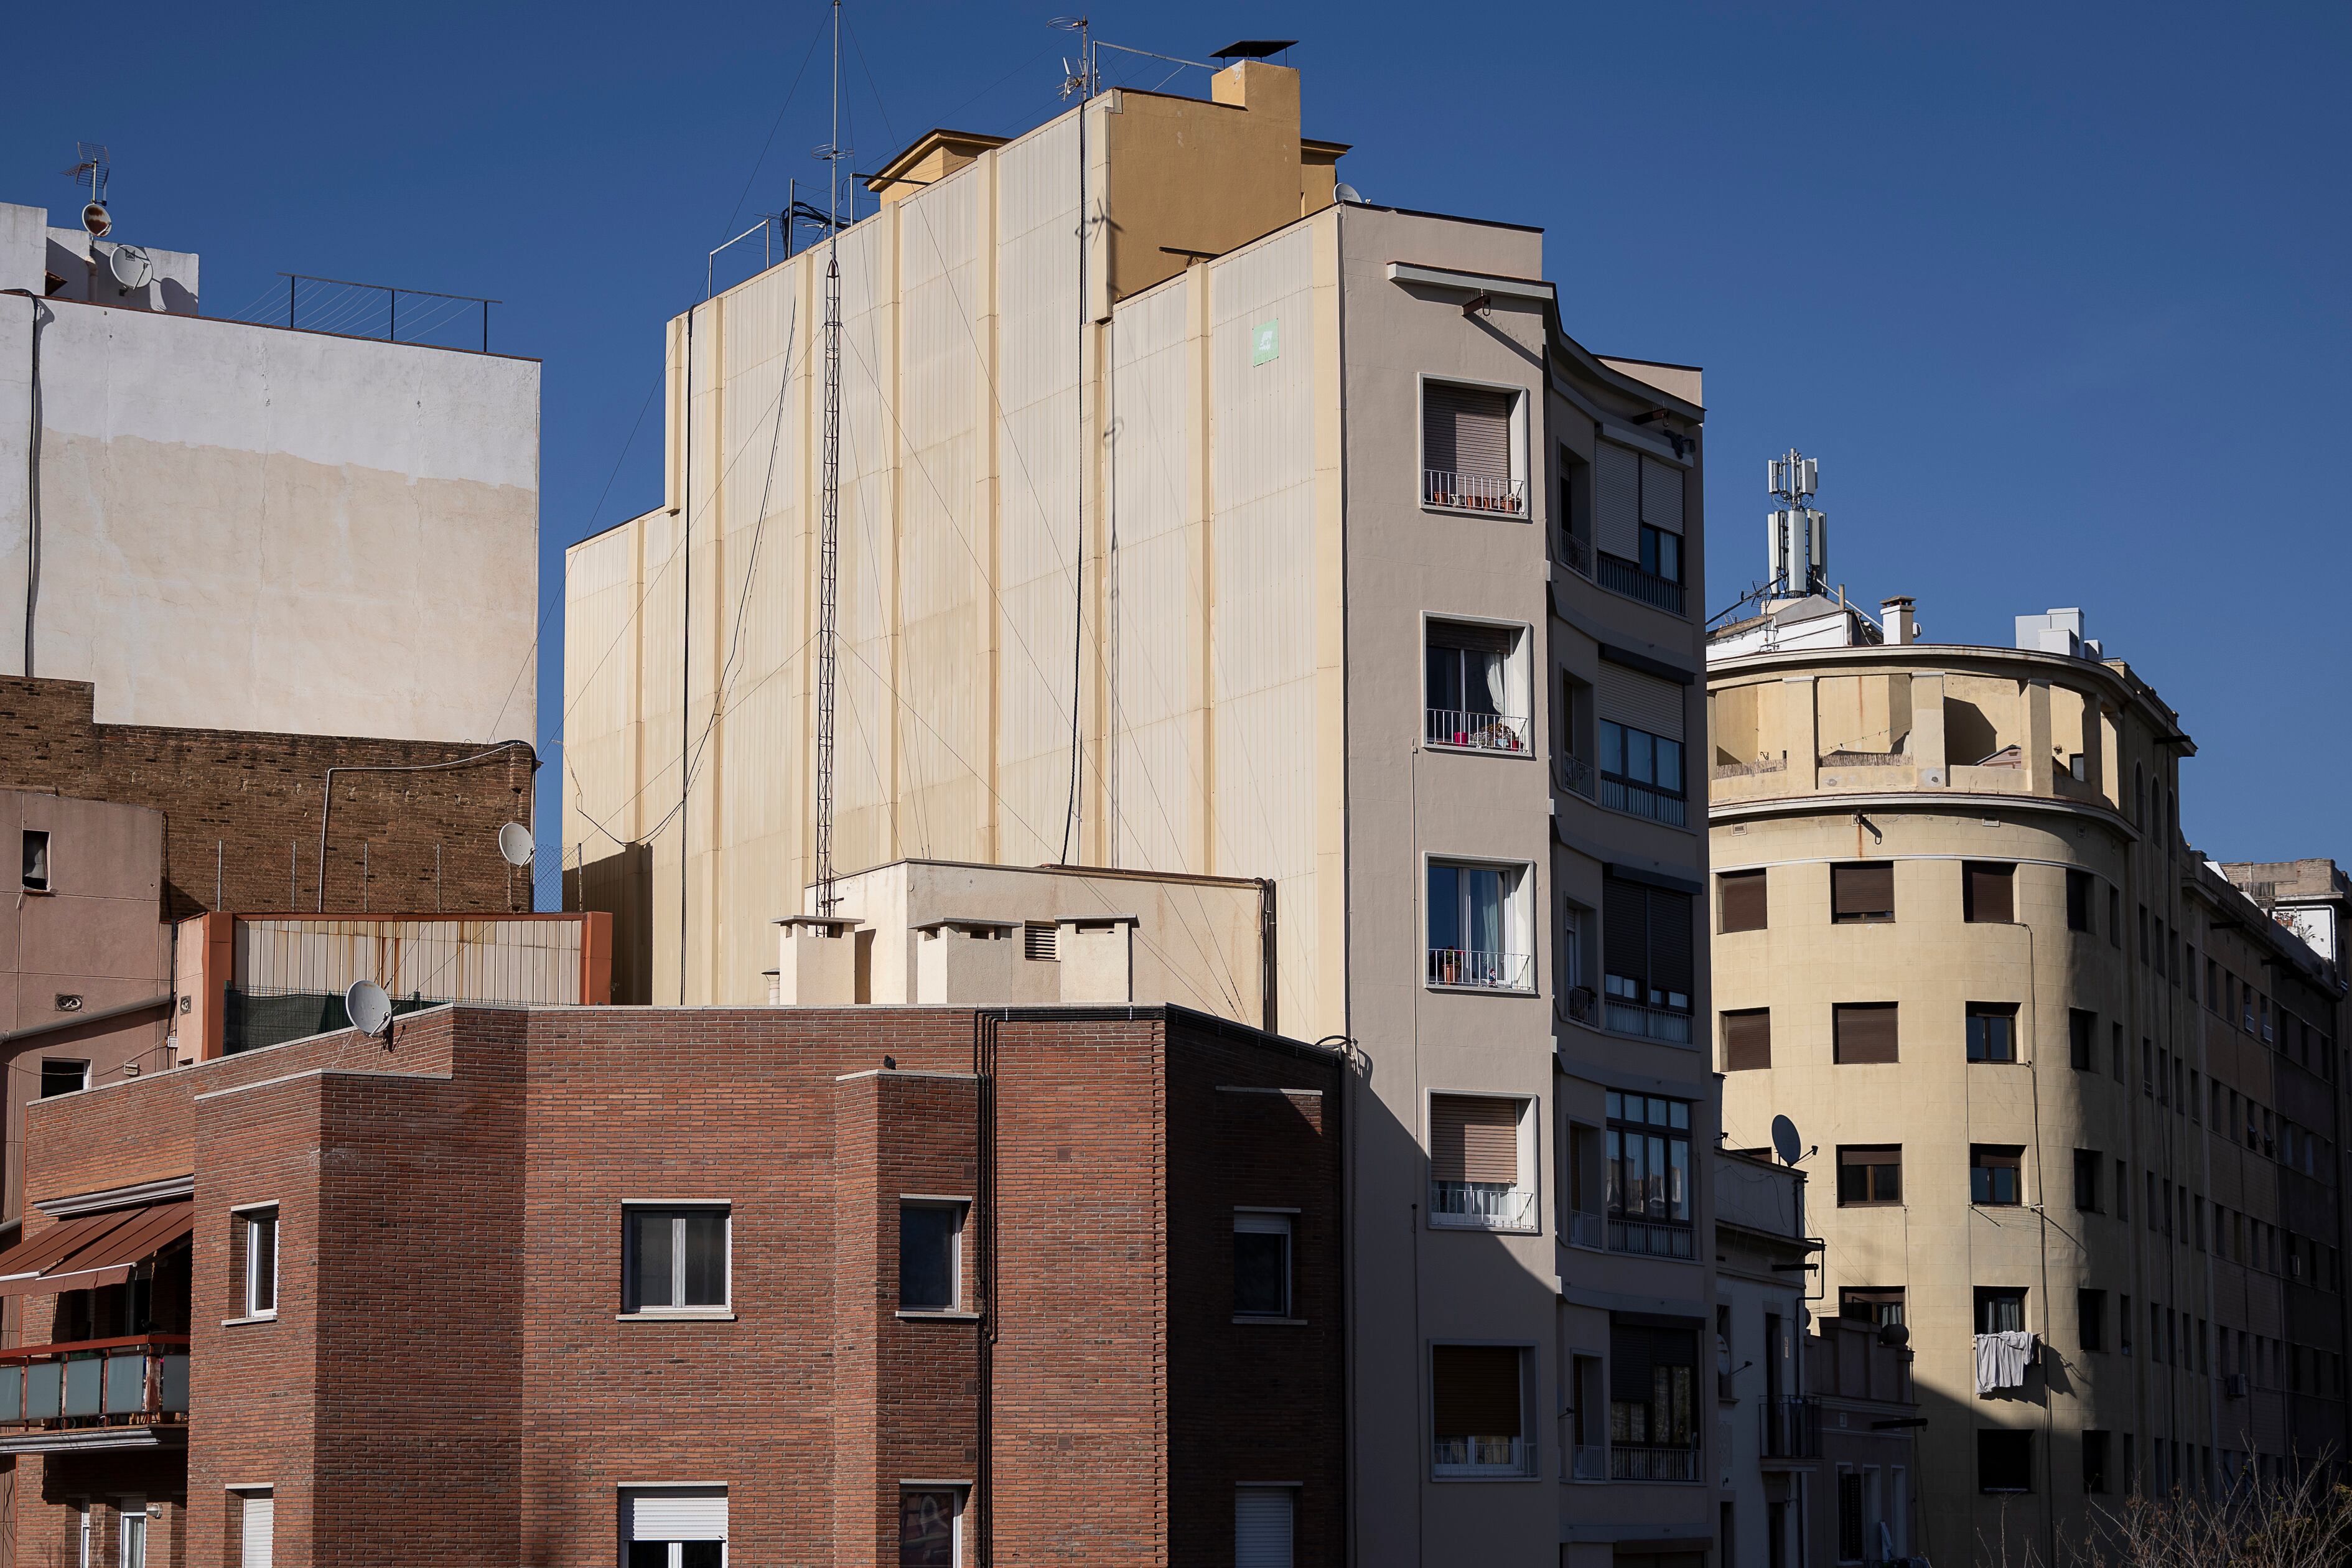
[566,56,1719,1568]
[1706,596,2352,1563]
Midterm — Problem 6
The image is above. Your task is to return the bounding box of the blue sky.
[4,1,2345,889]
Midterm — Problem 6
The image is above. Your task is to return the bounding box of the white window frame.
[118,1497,147,1568]
[1416,373,1531,519]
[231,1203,279,1322]
[1423,855,1538,994]
[620,1200,734,1319]
[1425,1091,1542,1233]
[897,1482,969,1567]
[618,1483,729,1567]
[1420,612,1537,757]
[897,1196,969,1316]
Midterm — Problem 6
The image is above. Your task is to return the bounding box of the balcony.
[1759,1396,1822,1461]
[1424,470,1528,517]
[1556,754,1596,801]
[1565,1210,1607,1250]
[1610,1444,1701,1482]
[1607,1216,1696,1259]
[1426,708,1528,754]
[1430,1180,1538,1232]
[1559,532,1594,579]
[1427,948,1533,992]
[0,1336,190,1454]
[1433,1434,1527,1477]
[1598,775,1688,826]
[1597,553,1684,614]
[1602,996,1693,1045]
[1568,1444,1607,1481]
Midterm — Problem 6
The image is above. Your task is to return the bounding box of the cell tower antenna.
[813,0,848,917]
[1765,449,1827,599]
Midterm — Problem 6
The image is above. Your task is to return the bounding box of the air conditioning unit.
[2224,1373,2249,1399]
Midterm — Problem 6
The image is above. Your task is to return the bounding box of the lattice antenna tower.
[813,0,849,916]
[1766,449,1827,599]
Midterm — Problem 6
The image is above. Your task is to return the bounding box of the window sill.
[1421,502,1531,523]
[1424,982,1538,998]
[1423,741,1538,759]
[1233,1315,1310,1327]
[895,1309,982,1322]
[1430,1470,1540,1483]
[615,1309,737,1323]
[220,1313,276,1328]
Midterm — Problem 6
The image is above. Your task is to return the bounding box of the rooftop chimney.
[1880,597,1916,646]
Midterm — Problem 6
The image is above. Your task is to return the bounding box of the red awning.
[0,1201,194,1297]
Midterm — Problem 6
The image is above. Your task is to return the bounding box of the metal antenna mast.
[814,0,847,916]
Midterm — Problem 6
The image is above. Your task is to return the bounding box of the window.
[1233,1212,1294,1318]
[2069,1010,2096,1070]
[1979,1430,2033,1493]
[2084,1431,2112,1494]
[1838,1470,1865,1564]
[2108,888,2121,948]
[1832,1004,1898,1065]
[1609,1321,1701,1477]
[900,1202,964,1312]
[1830,862,1895,923]
[623,1487,727,1568]
[1430,1095,1533,1230]
[39,1059,88,1098]
[2073,1150,2102,1213]
[1639,523,1682,588]
[1425,620,1528,752]
[2066,870,2093,933]
[21,830,49,893]
[1234,1487,1294,1568]
[1963,863,2015,923]
[237,1207,278,1320]
[1839,1287,1905,1327]
[2120,1294,2133,1355]
[2078,1289,2106,1351]
[899,1489,965,1568]
[120,1501,146,1568]
[623,1205,729,1315]
[1836,1146,1902,1207]
[2116,1160,2128,1222]
[1593,442,1686,612]
[1557,444,1594,572]
[1427,861,1533,991]
[1976,1287,2027,1333]
[1605,1093,1694,1255]
[1966,1005,2018,1064]
[1719,870,1767,933]
[1601,877,1694,1039]
[1971,1146,2023,1206]
[235,1490,274,1568]
[1431,1343,1530,1475]
[1720,1009,1771,1072]
[1598,719,1686,825]
[1422,381,1524,515]
[2111,1023,2124,1082]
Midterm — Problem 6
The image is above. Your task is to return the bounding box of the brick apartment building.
[0,1003,1343,1566]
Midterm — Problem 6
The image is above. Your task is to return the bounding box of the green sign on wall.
[1251,319,1280,365]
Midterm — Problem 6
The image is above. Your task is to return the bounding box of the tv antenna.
[812,0,848,917]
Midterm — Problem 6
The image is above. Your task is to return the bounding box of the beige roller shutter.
[1430,1095,1520,1184]
[1424,385,1512,485]
[1595,442,1640,558]
[1598,662,1685,741]
[1641,455,1684,533]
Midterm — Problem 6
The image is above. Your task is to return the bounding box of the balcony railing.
[1608,1215,1696,1259]
[1557,753,1596,800]
[1569,1444,1608,1481]
[1610,1444,1701,1482]
[1430,1180,1539,1231]
[1759,1396,1822,1460]
[1426,708,1528,754]
[1597,553,1684,614]
[1599,775,1688,826]
[1424,470,1528,516]
[1712,756,1788,781]
[1427,948,1533,991]
[0,1336,190,1449]
[1559,531,1594,577]
[1603,997,1693,1045]
[1566,1210,1607,1249]
[1433,1435,1527,1477]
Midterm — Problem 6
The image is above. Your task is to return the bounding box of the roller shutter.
[1432,1344,1524,1437]
[1595,442,1640,558]
[239,1496,274,1568]
[1641,455,1684,533]
[1721,1010,1771,1071]
[1598,663,1685,741]
[1430,1096,1520,1183]
[624,1488,728,1542]
[1833,1004,1900,1064]
[1830,862,1894,920]
[1964,862,2015,924]
[1235,1488,1295,1568]
[1719,870,1766,933]
[1424,385,1512,485]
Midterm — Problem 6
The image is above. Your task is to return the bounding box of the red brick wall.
[0,677,534,920]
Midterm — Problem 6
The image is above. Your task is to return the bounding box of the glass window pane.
[1599,722,1623,776]
[1233,1224,1290,1317]
[1467,869,1503,954]
[630,1211,674,1310]
[1658,531,1681,584]
[1427,865,1462,952]
[900,1205,959,1310]
[680,1211,728,1307]
[1656,738,1682,793]
[1628,731,1654,785]
[1668,1100,1689,1131]
[900,1490,958,1568]
[1427,646,1462,712]
[628,1546,668,1568]
[681,1545,723,1568]
[250,1215,276,1315]
[1668,1138,1690,1220]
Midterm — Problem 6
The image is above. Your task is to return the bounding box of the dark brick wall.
[0,677,534,920]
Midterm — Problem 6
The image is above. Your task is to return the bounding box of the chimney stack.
[1881,597,1917,646]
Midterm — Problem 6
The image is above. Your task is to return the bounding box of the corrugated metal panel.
[235,919,582,1006]
[1641,454,1683,534]
[1598,662,1684,740]
[1594,441,1640,558]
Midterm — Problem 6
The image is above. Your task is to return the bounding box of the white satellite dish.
[497,821,534,868]
[345,979,393,1038]
[1770,1113,1804,1166]
[108,245,152,294]
[1332,181,1363,205]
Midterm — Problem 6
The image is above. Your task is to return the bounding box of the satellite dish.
[497,821,534,868]
[81,202,111,238]
[1332,181,1363,205]
[108,245,152,293]
[1770,1113,1803,1165]
[344,979,393,1038]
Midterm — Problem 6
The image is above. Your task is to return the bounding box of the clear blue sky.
[5,1,2345,891]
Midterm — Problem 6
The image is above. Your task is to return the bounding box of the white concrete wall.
[0,282,538,743]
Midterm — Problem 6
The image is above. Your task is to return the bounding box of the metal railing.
[1430,1180,1539,1231]
[1603,997,1693,1045]
[1433,1435,1526,1475]
[1559,532,1594,577]
[1821,750,1907,768]
[1427,948,1533,991]
[1610,1444,1701,1482]
[1426,708,1528,753]
[1760,1396,1822,1459]
[1566,1210,1607,1249]
[1557,753,1596,800]
[280,273,497,353]
[0,1336,190,1434]
[1597,553,1685,614]
[1712,756,1788,780]
[1608,1215,1696,1259]
[1600,775,1688,826]
[1423,470,1528,515]
[1569,1444,1608,1481]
